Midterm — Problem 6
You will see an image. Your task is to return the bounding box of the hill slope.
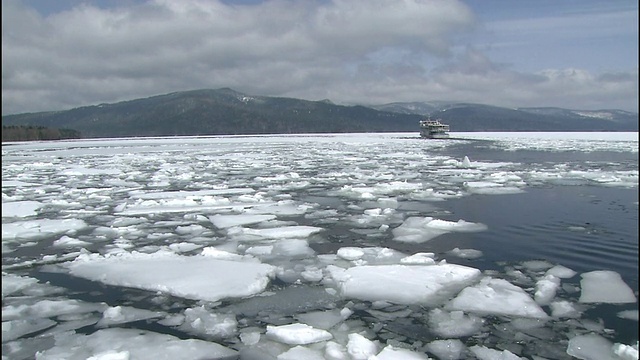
[1,89,422,138]
[2,88,637,138]
[372,102,638,131]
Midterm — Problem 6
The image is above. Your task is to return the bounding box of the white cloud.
[1,0,638,115]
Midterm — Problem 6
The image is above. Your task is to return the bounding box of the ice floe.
[446,277,549,319]
[35,328,238,360]
[327,263,481,305]
[2,219,89,242]
[209,214,277,228]
[578,270,637,304]
[2,200,44,218]
[59,250,276,302]
[392,216,487,243]
[567,333,639,360]
[266,323,333,345]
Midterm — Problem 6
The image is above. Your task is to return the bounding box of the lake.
[2,132,638,360]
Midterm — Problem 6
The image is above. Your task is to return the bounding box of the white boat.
[419,117,450,139]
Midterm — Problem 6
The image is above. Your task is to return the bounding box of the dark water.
[440,186,638,343]
[441,186,638,279]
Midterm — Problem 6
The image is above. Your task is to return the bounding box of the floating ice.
[245,200,312,216]
[392,216,487,243]
[53,235,92,248]
[347,333,380,360]
[400,252,436,265]
[3,318,57,342]
[460,156,472,168]
[177,306,237,339]
[115,196,273,215]
[59,166,121,176]
[469,345,524,360]
[201,247,258,262]
[447,247,483,259]
[96,305,164,328]
[545,264,577,279]
[337,247,366,261]
[167,242,203,253]
[327,263,481,305]
[2,201,44,218]
[61,251,276,302]
[464,181,525,195]
[233,225,324,240]
[325,341,350,360]
[2,299,106,322]
[613,343,640,360]
[278,345,325,360]
[617,310,639,321]
[209,214,276,229]
[271,238,315,259]
[2,219,89,241]
[2,273,40,298]
[34,328,237,360]
[550,300,582,318]
[2,180,40,187]
[332,246,406,266]
[566,333,633,360]
[520,260,554,272]
[265,323,332,345]
[426,339,465,360]
[534,274,561,305]
[130,188,254,199]
[578,270,637,304]
[300,266,324,282]
[428,308,484,338]
[446,277,549,319]
[375,345,430,359]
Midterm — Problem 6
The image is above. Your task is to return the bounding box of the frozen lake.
[2,132,638,360]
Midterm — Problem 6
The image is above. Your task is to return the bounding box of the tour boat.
[419,117,450,139]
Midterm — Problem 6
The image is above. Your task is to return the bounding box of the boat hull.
[421,133,450,139]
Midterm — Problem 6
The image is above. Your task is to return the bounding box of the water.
[2,132,638,359]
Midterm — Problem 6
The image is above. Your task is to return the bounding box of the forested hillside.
[2,126,81,142]
[2,88,637,139]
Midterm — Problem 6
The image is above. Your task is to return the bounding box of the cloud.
[2,0,638,115]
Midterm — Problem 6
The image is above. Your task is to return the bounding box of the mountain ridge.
[2,88,637,138]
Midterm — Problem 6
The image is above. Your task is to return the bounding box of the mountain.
[371,102,638,131]
[2,89,637,138]
[517,107,638,129]
[1,89,422,138]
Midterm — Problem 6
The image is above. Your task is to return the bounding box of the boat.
[419,117,450,139]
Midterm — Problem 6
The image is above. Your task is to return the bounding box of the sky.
[2,0,638,115]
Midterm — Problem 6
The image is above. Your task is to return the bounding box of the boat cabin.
[419,118,450,139]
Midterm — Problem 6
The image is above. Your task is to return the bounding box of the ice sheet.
[578,270,637,304]
[2,201,44,218]
[35,328,238,360]
[61,251,276,302]
[446,277,549,319]
[327,263,481,305]
[265,323,333,345]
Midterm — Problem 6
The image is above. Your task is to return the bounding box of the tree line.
[2,125,81,142]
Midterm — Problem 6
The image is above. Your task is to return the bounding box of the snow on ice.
[60,250,276,302]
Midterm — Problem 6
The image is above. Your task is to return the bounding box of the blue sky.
[2,0,638,115]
